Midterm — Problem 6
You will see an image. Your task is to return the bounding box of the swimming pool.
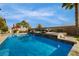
[0,34,73,56]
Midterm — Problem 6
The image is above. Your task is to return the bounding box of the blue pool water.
[0,34,73,56]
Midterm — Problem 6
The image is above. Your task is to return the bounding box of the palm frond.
[69,5,74,9]
[62,3,74,10]
[62,3,67,8]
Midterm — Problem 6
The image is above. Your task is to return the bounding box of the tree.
[21,20,30,27]
[36,24,43,31]
[0,17,8,32]
[16,20,31,28]
[62,3,79,35]
[37,24,43,29]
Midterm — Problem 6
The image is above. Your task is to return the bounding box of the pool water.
[0,34,73,56]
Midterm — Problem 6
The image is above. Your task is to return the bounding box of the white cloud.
[0,5,55,20]
[6,9,68,25]
[57,16,68,22]
[0,4,72,26]
[4,14,24,19]
[0,7,56,22]
[15,8,55,17]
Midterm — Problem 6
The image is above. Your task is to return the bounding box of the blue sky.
[0,3,75,28]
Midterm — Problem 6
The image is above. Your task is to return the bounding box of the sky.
[0,3,75,28]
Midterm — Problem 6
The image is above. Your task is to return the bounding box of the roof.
[12,25,21,29]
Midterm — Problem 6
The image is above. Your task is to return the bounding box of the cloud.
[57,16,69,22]
[0,4,74,27]
[15,8,55,17]
[0,6,56,22]
[0,5,55,18]
[3,7,70,25]
[4,14,24,19]
[7,6,68,23]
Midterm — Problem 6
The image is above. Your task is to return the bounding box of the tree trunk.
[75,3,79,35]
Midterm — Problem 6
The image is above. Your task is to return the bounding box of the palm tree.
[62,3,79,35]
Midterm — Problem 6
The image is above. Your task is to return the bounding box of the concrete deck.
[45,32,77,43]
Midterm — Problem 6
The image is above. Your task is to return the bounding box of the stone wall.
[32,26,79,35]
